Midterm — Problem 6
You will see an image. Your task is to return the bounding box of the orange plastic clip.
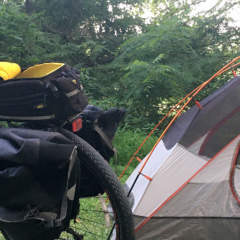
[72,118,82,132]
[140,172,152,181]
[136,157,142,162]
[195,100,203,109]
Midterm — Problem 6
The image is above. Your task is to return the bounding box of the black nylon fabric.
[163,76,240,154]
[0,64,88,123]
[0,79,54,119]
[0,128,75,218]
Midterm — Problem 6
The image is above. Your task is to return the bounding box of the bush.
[112,128,158,172]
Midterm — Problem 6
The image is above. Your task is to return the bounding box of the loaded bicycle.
[0,62,135,240]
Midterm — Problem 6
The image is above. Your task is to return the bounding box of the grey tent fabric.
[135,217,240,240]
[127,75,240,239]
[157,181,240,217]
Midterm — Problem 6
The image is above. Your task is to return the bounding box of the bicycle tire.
[59,128,135,240]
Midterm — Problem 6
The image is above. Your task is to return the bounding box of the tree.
[19,0,144,67]
[1,0,240,130]
[87,12,240,127]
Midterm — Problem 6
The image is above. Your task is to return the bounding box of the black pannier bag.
[0,128,80,240]
[0,63,88,124]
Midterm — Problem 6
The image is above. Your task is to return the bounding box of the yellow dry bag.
[0,62,21,80]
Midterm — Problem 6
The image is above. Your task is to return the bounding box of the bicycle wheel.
[58,128,135,240]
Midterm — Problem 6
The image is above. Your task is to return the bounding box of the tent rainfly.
[125,58,240,240]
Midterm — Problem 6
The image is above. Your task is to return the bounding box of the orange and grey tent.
[122,57,240,240]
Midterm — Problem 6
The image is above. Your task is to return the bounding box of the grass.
[0,232,4,240]
[112,128,158,174]
[62,195,116,240]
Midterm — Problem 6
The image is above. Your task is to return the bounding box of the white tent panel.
[234,168,240,196]
[126,140,174,211]
[133,144,206,216]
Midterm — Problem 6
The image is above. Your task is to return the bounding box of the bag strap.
[48,146,78,228]
[93,121,116,154]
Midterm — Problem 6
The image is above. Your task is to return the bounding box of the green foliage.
[113,128,158,167]
[19,0,144,67]
[0,232,4,240]
[1,0,240,131]
[0,2,66,67]
[0,121,8,128]
[29,0,143,37]
[0,0,143,68]
[0,2,37,65]
[88,13,240,128]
